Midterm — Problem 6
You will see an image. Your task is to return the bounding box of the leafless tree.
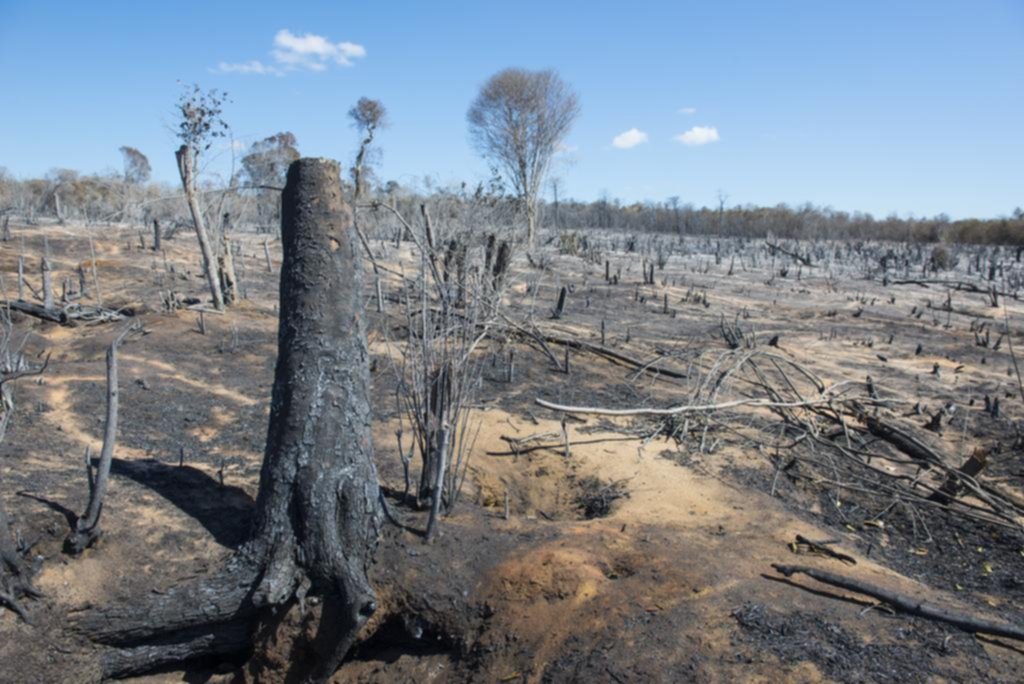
[467,68,579,247]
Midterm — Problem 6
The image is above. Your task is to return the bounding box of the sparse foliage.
[467,68,579,246]
[349,97,387,201]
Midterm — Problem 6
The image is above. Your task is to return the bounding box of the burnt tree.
[70,158,383,682]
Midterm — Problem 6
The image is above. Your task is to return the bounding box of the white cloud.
[674,126,720,146]
[678,107,697,114]
[215,60,283,76]
[612,128,648,149]
[216,29,366,75]
[556,142,579,154]
[271,30,366,69]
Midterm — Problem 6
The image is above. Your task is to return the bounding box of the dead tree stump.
[70,158,383,682]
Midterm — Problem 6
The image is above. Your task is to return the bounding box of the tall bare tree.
[174,84,229,310]
[467,68,579,247]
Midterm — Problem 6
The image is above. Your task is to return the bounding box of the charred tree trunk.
[65,325,134,554]
[492,240,511,290]
[71,158,382,682]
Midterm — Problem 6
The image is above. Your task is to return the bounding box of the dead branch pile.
[536,348,1024,535]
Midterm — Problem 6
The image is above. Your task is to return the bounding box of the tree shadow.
[109,458,254,549]
[16,491,77,528]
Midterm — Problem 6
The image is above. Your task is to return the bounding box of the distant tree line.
[1,161,1020,246]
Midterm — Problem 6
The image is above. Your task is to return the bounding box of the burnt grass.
[717,446,1024,627]
[731,601,1013,683]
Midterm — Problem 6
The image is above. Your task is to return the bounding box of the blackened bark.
[66,325,135,554]
[492,240,511,290]
[247,157,383,679]
[70,158,382,683]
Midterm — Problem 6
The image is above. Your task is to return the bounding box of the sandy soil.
[1,222,1022,683]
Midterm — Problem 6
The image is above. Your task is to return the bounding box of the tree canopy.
[467,68,579,245]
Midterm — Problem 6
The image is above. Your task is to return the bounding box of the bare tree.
[467,68,580,247]
[173,84,229,311]
[667,195,681,234]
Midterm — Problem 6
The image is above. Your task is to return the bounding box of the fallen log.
[5,300,68,324]
[861,414,943,467]
[772,563,1024,641]
[4,300,127,326]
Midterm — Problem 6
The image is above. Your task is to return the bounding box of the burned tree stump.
[70,158,383,682]
[65,324,136,554]
[552,286,568,319]
[41,256,54,310]
[492,239,511,290]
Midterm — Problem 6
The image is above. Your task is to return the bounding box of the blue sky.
[1,0,1021,218]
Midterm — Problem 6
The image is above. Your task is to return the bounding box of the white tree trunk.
[175,145,225,311]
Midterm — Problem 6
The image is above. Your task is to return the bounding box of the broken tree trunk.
[70,158,383,682]
[219,234,238,305]
[3,300,69,325]
[41,256,54,310]
[65,324,135,554]
[928,446,990,505]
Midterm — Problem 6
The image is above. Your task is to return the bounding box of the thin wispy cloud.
[216,60,281,76]
[678,107,697,114]
[612,128,648,149]
[675,126,720,146]
[215,29,366,75]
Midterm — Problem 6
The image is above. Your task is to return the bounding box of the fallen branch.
[535,383,880,417]
[766,241,812,266]
[540,332,689,379]
[772,563,1024,641]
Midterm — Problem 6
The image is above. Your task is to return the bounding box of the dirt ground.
[1,222,1022,683]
